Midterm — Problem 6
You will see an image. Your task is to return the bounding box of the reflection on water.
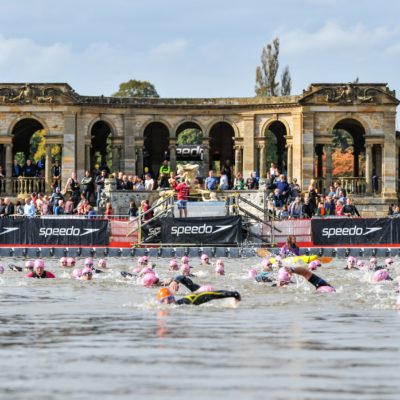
[1,257,400,400]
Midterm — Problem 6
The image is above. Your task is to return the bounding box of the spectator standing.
[54,200,65,215]
[23,159,36,177]
[24,197,36,217]
[205,170,218,190]
[64,172,81,208]
[4,197,14,217]
[95,170,107,208]
[233,172,245,190]
[81,170,94,203]
[128,201,138,221]
[15,200,24,216]
[51,160,62,189]
[159,160,171,178]
[218,170,229,190]
[288,196,302,219]
[12,159,22,177]
[175,179,190,217]
[221,160,233,188]
[50,187,64,212]
[343,198,360,217]
[104,202,114,219]
[158,172,170,189]
[302,197,313,218]
[144,173,155,190]
[246,171,259,190]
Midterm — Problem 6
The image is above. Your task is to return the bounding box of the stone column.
[169,139,177,173]
[365,144,373,193]
[287,144,293,183]
[382,112,397,198]
[62,113,77,185]
[234,146,243,176]
[85,144,91,172]
[112,145,120,173]
[123,115,136,176]
[136,146,144,178]
[301,112,315,190]
[201,137,210,176]
[242,115,255,176]
[76,115,86,180]
[45,144,52,191]
[259,142,266,178]
[325,144,332,190]
[5,144,12,195]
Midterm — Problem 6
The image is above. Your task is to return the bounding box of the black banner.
[161,216,242,244]
[311,218,391,245]
[0,218,109,246]
[141,219,162,243]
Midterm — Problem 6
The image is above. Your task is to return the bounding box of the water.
[1,257,400,400]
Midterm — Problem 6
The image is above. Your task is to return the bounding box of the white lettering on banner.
[171,224,232,237]
[39,227,100,238]
[321,226,382,238]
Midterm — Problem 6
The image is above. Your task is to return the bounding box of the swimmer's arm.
[191,290,241,305]
[173,275,200,292]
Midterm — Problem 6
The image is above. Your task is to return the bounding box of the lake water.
[1,256,400,400]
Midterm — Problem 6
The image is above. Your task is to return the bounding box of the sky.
[0,0,399,100]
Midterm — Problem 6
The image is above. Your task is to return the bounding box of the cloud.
[277,22,397,56]
[150,39,188,57]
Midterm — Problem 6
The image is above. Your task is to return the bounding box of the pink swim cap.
[141,267,154,275]
[25,260,35,268]
[143,272,158,287]
[59,257,68,265]
[248,268,257,278]
[196,285,215,293]
[277,267,291,283]
[308,261,318,271]
[317,286,335,293]
[84,257,94,266]
[142,256,149,263]
[0,264,4,274]
[67,257,75,267]
[181,256,189,263]
[216,259,224,266]
[373,269,389,282]
[169,259,179,270]
[200,254,209,261]
[98,258,107,268]
[82,266,92,275]
[370,256,377,264]
[181,263,191,275]
[347,256,356,264]
[315,260,322,267]
[215,264,225,275]
[132,267,141,274]
[385,257,394,266]
[262,258,272,268]
[357,260,365,268]
[72,268,82,278]
[34,259,45,269]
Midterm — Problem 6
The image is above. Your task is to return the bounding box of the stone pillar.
[201,137,210,176]
[5,144,12,195]
[45,144,52,191]
[169,138,177,173]
[62,113,77,185]
[136,146,144,177]
[123,115,136,176]
[301,113,315,190]
[382,112,397,198]
[287,144,293,183]
[234,146,243,176]
[85,144,91,172]
[365,143,373,193]
[325,144,332,190]
[76,115,86,180]
[242,115,255,176]
[259,142,266,178]
[112,145,120,173]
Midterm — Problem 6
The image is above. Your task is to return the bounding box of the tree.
[113,79,159,98]
[177,128,203,145]
[255,37,292,97]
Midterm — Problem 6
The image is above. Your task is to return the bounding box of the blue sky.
[0,0,399,99]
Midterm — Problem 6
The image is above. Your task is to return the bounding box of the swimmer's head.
[81,267,93,280]
[72,268,82,278]
[59,257,68,267]
[317,286,335,293]
[372,269,389,282]
[180,263,191,276]
[347,256,356,265]
[308,260,318,271]
[277,267,291,284]
[169,259,178,271]
[200,254,210,263]
[67,257,75,267]
[356,260,365,268]
[84,257,94,267]
[98,258,107,268]
[369,256,377,265]
[215,264,225,276]
[262,258,272,271]
[216,259,224,266]
[248,268,257,278]
[315,260,322,267]
[25,260,34,270]
[195,285,215,293]
[385,257,394,266]
[181,256,189,264]
[143,272,158,287]
[142,256,149,264]
[157,287,175,304]
[34,259,45,271]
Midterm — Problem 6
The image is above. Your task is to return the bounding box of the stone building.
[0,82,398,204]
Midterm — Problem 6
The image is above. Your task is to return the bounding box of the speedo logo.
[171,224,232,237]
[322,226,382,238]
[39,227,100,238]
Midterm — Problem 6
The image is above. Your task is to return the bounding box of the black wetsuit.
[308,273,334,289]
[174,275,241,305]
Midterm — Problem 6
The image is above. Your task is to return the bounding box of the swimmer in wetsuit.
[157,275,241,305]
[287,266,335,292]
[26,260,55,279]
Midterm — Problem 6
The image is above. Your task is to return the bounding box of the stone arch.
[140,117,173,138]
[90,119,114,172]
[262,119,289,175]
[206,118,240,138]
[8,114,50,136]
[209,121,235,174]
[143,121,170,177]
[173,118,206,137]
[87,116,117,139]
[327,114,370,136]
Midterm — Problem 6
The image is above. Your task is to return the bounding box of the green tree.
[177,128,203,145]
[255,37,292,97]
[113,79,159,98]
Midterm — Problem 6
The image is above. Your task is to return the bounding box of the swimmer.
[169,259,179,271]
[200,254,210,266]
[215,259,225,276]
[372,268,393,282]
[181,256,189,264]
[369,256,378,270]
[287,266,335,292]
[26,259,55,279]
[344,256,358,270]
[180,263,194,277]
[67,257,76,268]
[374,257,393,271]
[9,259,34,272]
[98,259,107,269]
[59,257,68,267]
[156,279,241,305]
[84,257,103,274]
[254,258,273,282]
[81,267,93,281]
